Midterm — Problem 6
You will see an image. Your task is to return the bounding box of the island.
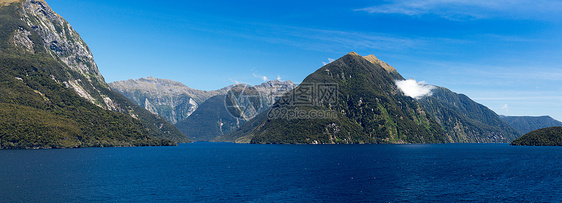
[511,127,562,146]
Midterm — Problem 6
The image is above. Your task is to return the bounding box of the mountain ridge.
[501,115,562,135]
[418,87,521,143]
[220,52,522,144]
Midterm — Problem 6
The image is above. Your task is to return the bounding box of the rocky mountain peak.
[21,0,104,82]
[363,54,397,73]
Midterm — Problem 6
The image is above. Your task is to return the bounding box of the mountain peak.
[362,54,397,73]
[346,51,361,56]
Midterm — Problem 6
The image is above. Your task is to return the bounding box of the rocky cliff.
[109,77,227,124]
[0,0,189,148]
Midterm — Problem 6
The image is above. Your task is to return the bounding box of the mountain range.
[220,52,521,144]
[0,0,189,148]
[2,0,550,147]
[111,77,296,141]
[109,76,228,124]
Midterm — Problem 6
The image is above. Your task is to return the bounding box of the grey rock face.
[16,0,119,110]
[111,77,296,129]
[110,77,226,124]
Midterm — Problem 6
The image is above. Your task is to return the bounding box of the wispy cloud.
[253,73,268,82]
[322,58,335,65]
[355,0,562,20]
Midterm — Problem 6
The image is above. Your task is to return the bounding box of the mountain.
[501,115,562,135]
[174,95,243,141]
[109,77,227,124]
[0,0,189,148]
[511,127,562,146]
[418,87,521,143]
[221,52,448,144]
[177,81,295,141]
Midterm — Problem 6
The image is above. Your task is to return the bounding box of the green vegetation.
[418,87,521,143]
[0,54,178,148]
[511,127,562,146]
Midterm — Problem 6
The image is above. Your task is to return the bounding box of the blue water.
[1,143,562,202]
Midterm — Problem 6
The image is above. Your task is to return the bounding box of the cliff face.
[109,77,227,124]
[15,0,119,109]
[0,0,189,147]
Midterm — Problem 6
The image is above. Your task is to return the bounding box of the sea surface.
[1,143,561,202]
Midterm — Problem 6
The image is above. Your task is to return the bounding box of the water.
[1,143,561,202]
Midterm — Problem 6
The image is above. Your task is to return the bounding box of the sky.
[47,0,562,121]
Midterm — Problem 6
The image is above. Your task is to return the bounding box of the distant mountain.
[501,116,562,135]
[221,52,448,144]
[174,95,243,141]
[109,77,227,124]
[511,127,562,146]
[177,81,295,141]
[418,87,521,143]
[0,0,188,148]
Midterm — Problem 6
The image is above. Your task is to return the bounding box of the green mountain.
[501,115,562,135]
[511,127,562,146]
[418,87,521,143]
[0,0,189,149]
[221,52,448,144]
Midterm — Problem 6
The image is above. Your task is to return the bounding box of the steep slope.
[418,87,521,143]
[0,0,188,148]
[511,127,562,146]
[175,95,244,141]
[222,52,447,144]
[109,77,226,124]
[501,116,562,135]
[177,81,295,141]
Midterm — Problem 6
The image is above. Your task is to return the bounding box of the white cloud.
[322,58,336,65]
[395,79,436,99]
[276,75,282,81]
[229,79,241,84]
[253,73,268,82]
[355,0,562,20]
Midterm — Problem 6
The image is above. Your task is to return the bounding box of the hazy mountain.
[511,127,562,146]
[418,87,521,143]
[176,81,295,141]
[0,0,188,148]
[220,52,448,144]
[109,77,227,124]
[501,115,562,135]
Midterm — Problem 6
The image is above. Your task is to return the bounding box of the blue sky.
[48,0,562,120]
